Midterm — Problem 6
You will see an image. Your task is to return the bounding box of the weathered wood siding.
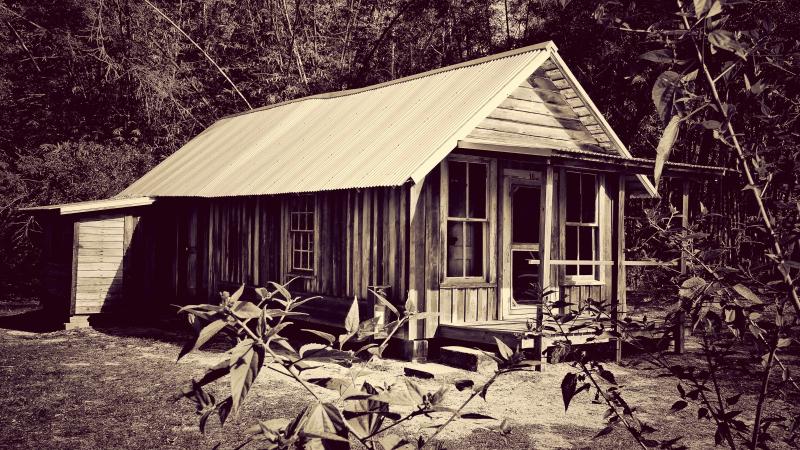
[154,189,410,323]
[407,165,499,340]
[73,216,125,314]
[466,67,605,152]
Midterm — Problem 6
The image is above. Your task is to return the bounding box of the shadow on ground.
[0,307,64,333]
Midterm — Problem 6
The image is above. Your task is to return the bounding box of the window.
[288,195,315,273]
[565,172,598,278]
[445,159,489,278]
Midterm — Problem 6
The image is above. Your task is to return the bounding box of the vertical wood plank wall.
[88,157,618,339]
[160,188,410,310]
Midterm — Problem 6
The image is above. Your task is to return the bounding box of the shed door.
[501,170,544,318]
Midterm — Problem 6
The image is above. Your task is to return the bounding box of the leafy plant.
[173,282,541,449]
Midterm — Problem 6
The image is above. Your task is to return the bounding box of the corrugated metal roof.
[119,44,553,197]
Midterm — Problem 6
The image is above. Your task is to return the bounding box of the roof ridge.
[221,41,557,121]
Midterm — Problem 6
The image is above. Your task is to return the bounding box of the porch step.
[439,346,498,374]
[403,362,461,380]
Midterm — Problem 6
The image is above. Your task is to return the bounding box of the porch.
[437,313,687,363]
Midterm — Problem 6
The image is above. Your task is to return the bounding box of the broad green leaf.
[230,339,265,414]
[229,284,245,303]
[561,372,578,412]
[693,0,722,18]
[651,70,682,123]
[370,288,400,317]
[267,281,293,302]
[289,295,321,310]
[300,343,328,358]
[777,338,793,349]
[178,318,227,361]
[679,276,707,298]
[231,300,262,319]
[343,297,360,335]
[403,378,425,405]
[640,49,687,65]
[732,284,763,305]
[708,30,747,59]
[302,329,336,345]
[495,337,514,361]
[654,115,681,184]
[346,381,387,439]
[300,403,349,447]
[404,296,417,314]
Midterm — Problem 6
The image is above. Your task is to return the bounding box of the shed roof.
[118,41,657,198]
[20,197,155,215]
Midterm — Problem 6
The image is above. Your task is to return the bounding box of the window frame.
[562,170,602,284]
[439,155,497,287]
[284,194,319,279]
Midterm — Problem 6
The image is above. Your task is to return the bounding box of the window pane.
[512,186,540,244]
[566,172,581,222]
[446,221,464,277]
[467,163,487,219]
[448,161,467,217]
[579,227,594,275]
[581,174,596,223]
[512,250,540,304]
[565,225,577,276]
[464,222,483,276]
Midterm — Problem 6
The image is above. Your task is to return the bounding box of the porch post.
[680,179,690,274]
[611,175,626,363]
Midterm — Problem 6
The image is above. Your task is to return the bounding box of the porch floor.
[437,316,612,346]
[436,314,676,351]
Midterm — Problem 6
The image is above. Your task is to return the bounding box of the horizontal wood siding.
[466,68,604,152]
[74,216,125,314]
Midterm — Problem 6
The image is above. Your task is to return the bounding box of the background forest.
[0,0,797,302]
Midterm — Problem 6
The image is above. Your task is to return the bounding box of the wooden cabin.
[24,41,731,358]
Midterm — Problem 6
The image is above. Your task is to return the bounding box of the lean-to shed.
[24,41,732,358]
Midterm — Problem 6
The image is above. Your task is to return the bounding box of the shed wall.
[73,216,125,314]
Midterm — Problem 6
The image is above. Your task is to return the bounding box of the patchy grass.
[0,310,797,449]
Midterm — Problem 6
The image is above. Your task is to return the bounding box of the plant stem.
[419,371,503,449]
[675,0,800,318]
[545,308,649,450]
[751,340,777,449]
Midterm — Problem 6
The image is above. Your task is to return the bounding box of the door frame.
[500,167,553,319]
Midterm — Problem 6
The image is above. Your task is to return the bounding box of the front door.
[501,170,544,318]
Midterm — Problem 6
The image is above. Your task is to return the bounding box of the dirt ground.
[0,306,797,450]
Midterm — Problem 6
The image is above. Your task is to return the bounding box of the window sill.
[440,280,496,289]
[561,279,604,287]
[286,272,315,281]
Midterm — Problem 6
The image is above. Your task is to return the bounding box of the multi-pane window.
[288,195,314,273]
[565,172,598,278]
[446,160,488,278]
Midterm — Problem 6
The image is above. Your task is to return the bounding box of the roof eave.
[20,196,155,216]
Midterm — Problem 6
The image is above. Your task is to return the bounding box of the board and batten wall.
[152,188,411,326]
